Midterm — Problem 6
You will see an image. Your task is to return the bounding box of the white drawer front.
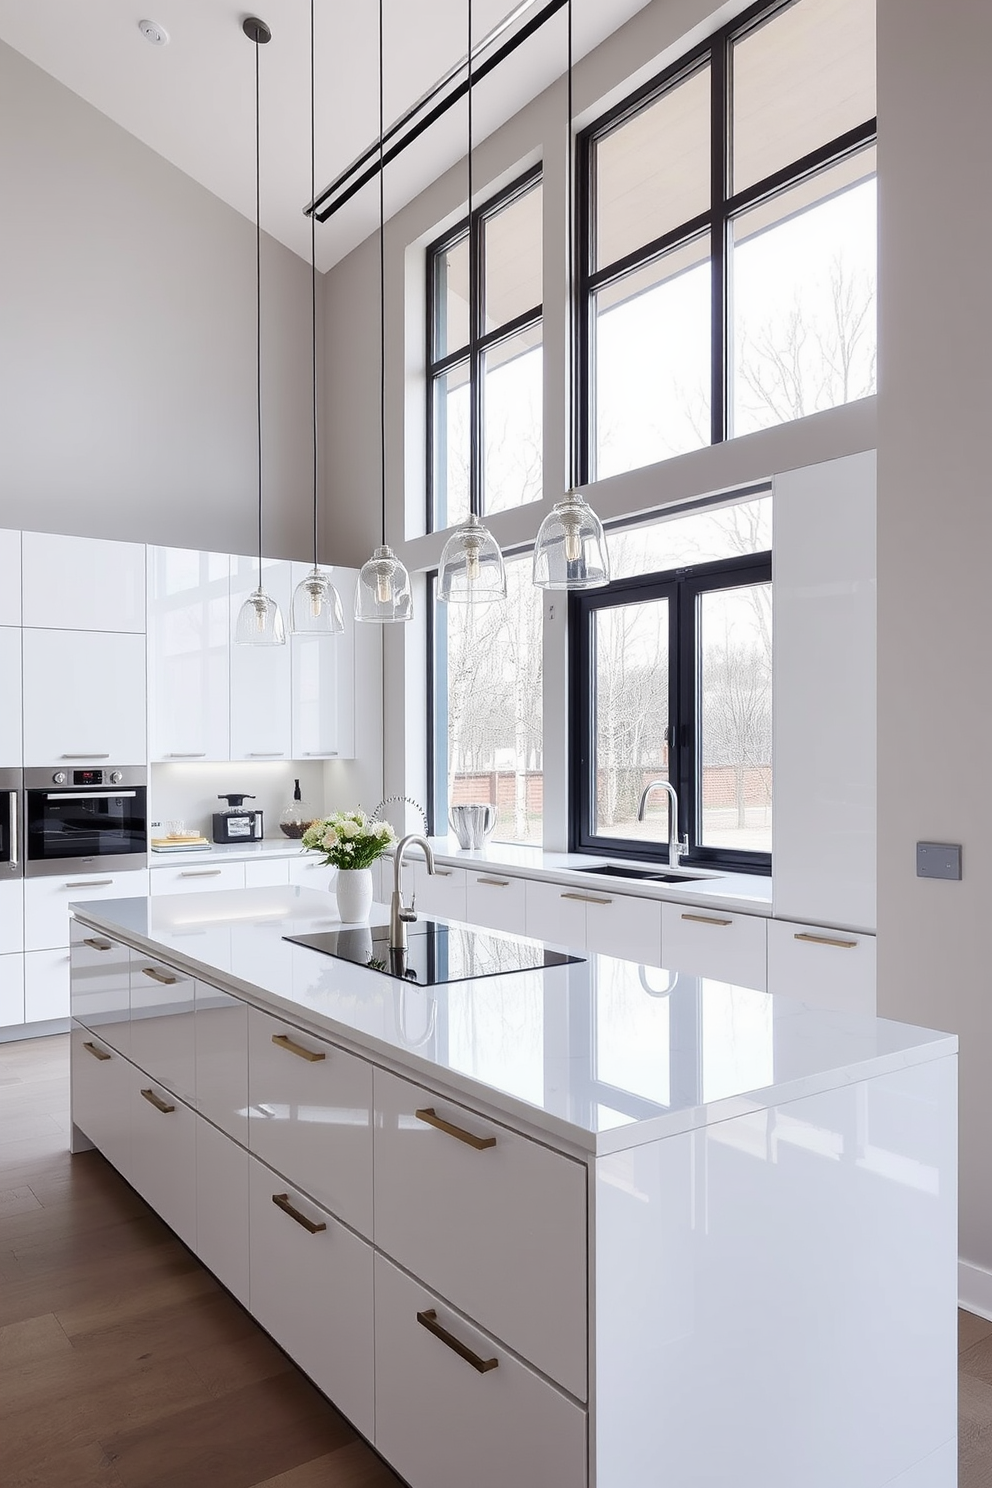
[248,1157,373,1440]
[584,890,664,966]
[767,919,876,1014]
[374,1254,587,1488]
[128,1073,197,1252]
[70,924,131,1052]
[466,872,527,934]
[0,952,24,1028]
[25,869,149,952]
[287,856,336,893]
[195,980,248,1144]
[129,953,196,1105]
[660,903,767,989]
[70,1024,131,1178]
[244,857,291,888]
[197,1117,249,1307]
[525,878,586,951]
[24,947,71,1022]
[150,862,245,896]
[247,1007,373,1236]
[374,1068,587,1399]
[410,862,468,921]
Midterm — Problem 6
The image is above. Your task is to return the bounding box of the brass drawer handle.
[476,877,510,887]
[794,932,858,950]
[142,966,178,986]
[140,1088,175,1114]
[433,869,454,878]
[83,937,113,952]
[561,891,612,905]
[417,1309,498,1374]
[272,1192,327,1234]
[83,1041,111,1062]
[681,913,732,927]
[272,1032,326,1062]
[415,1106,496,1151]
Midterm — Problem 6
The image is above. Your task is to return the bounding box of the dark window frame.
[575,0,877,481]
[569,551,773,875]
[426,166,544,534]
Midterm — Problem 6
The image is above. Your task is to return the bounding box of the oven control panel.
[50,768,125,787]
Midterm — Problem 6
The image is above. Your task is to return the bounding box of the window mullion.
[710,36,729,447]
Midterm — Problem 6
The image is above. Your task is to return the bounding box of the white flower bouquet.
[301,810,396,870]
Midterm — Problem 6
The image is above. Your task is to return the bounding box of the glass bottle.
[279,779,314,839]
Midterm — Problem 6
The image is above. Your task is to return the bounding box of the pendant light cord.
[378,0,387,550]
[254,31,264,585]
[310,0,319,570]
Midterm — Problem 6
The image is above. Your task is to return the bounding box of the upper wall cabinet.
[290,564,356,761]
[148,548,231,763]
[229,556,292,762]
[0,628,21,767]
[22,533,145,633]
[772,450,876,932]
[22,629,147,766]
[0,531,21,627]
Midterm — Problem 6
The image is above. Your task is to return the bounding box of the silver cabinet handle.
[60,753,110,759]
[179,869,222,878]
[8,791,17,868]
[65,879,114,888]
[476,877,510,887]
[248,752,284,758]
[303,750,337,756]
[560,891,612,905]
[794,932,858,949]
[165,752,206,758]
[433,869,453,878]
[46,791,137,801]
[681,913,732,927]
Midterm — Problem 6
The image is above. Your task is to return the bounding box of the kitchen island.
[68,886,957,1488]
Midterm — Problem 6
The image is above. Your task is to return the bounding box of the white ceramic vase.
[335,866,374,923]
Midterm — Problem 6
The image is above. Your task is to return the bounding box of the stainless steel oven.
[0,769,23,879]
[24,766,147,877]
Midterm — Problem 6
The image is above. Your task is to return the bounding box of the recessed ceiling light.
[138,18,169,46]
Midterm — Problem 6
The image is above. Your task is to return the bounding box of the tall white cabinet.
[291,564,356,760]
[147,547,231,762]
[0,529,21,626]
[0,628,21,766]
[229,556,293,761]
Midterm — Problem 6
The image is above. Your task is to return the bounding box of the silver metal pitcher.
[449,803,497,851]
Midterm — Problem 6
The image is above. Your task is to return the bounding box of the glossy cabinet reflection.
[69,925,131,1053]
[129,951,196,1106]
[194,981,248,1143]
[69,1024,131,1176]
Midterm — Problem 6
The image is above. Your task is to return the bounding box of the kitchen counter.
[149,838,310,866]
[72,886,947,1157]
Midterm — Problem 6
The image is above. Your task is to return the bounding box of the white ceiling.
[0,0,650,271]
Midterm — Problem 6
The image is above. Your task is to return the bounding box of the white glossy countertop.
[72,887,949,1156]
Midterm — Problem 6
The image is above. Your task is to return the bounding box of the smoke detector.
[138,19,169,46]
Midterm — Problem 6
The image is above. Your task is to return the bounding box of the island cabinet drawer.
[248,1157,374,1441]
[196,1117,249,1307]
[374,1254,586,1488]
[247,1007,373,1237]
[766,919,876,1014]
[150,863,245,896]
[69,924,131,1053]
[373,1069,588,1400]
[70,1024,131,1179]
[660,903,767,989]
[129,954,196,1106]
[194,981,248,1144]
[128,1072,196,1252]
[465,872,527,935]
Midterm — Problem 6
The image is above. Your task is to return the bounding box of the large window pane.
[608,496,772,581]
[698,582,772,853]
[484,181,542,333]
[594,237,710,481]
[433,233,469,359]
[437,556,543,845]
[483,326,543,515]
[593,598,669,840]
[594,65,710,271]
[731,150,876,437]
[732,0,876,193]
[431,362,471,530]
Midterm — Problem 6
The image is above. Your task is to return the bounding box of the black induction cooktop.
[283,920,583,985]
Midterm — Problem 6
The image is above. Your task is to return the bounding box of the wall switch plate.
[916,842,962,881]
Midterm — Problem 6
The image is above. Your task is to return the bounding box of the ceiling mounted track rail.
[307,0,567,223]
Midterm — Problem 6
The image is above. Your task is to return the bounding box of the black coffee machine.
[212,794,264,844]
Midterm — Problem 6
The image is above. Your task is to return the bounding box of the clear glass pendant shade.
[290,566,344,635]
[355,544,413,623]
[532,492,610,590]
[437,513,507,604]
[235,585,286,644]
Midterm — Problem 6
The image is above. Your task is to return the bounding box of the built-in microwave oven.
[0,769,23,879]
[24,766,147,877]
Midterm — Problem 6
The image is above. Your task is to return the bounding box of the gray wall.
[0,39,315,560]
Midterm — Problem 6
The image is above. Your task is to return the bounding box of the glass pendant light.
[437,0,506,608]
[236,16,286,646]
[533,0,610,594]
[355,0,412,623]
[291,0,344,637]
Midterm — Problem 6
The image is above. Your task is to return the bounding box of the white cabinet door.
[525,879,586,952]
[0,878,23,955]
[22,532,145,633]
[69,1024,131,1177]
[129,1073,197,1251]
[196,1117,249,1307]
[248,1157,374,1441]
[25,868,149,952]
[409,863,468,922]
[374,1254,587,1488]
[243,857,290,888]
[229,556,292,762]
[0,953,24,1027]
[24,946,71,1021]
[129,952,197,1106]
[70,923,131,1053]
[584,890,664,967]
[660,903,767,989]
[195,979,248,1144]
[147,547,231,763]
[0,628,21,765]
[22,629,146,766]
[290,565,356,761]
[150,862,245,896]
[767,919,876,1014]
[0,530,21,627]
[466,872,527,935]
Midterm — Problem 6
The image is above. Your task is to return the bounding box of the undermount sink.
[573,864,708,883]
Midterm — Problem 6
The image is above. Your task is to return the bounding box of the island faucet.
[637,780,689,869]
[390,834,436,952]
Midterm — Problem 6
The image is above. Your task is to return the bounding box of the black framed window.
[427,168,543,533]
[578,0,877,483]
[570,551,772,874]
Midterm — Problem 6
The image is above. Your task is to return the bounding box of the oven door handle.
[8,791,18,868]
[41,791,138,801]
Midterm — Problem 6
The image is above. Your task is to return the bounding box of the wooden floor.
[0,1035,401,1488]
